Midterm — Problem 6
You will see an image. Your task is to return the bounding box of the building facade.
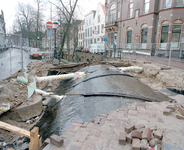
[84,10,96,48]
[0,10,6,47]
[93,3,106,44]
[78,19,85,48]
[105,0,184,50]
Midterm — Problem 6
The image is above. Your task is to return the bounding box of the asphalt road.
[36,64,169,141]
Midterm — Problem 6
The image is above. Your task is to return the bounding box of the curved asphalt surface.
[36,64,169,141]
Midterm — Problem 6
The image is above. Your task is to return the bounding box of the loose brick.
[178,107,184,116]
[166,104,176,111]
[136,128,144,133]
[119,132,126,145]
[94,117,101,124]
[74,120,84,124]
[176,114,184,120]
[125,124,135,134]
[81,122,89,128]
[154,130,163,140]
[134,124,145,130]
[149,138,160,148]
[132,138,141,150]
[43,138,50,144]
[140,139,148,150]
[98,114,108,118]
[142,128,151,141]
[131,130,142,139]
[126,133,132,144]
[50,134,64,147]
[163,108,172,115]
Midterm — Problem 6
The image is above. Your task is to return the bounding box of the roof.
[101,4,106,14]
[80,19,85,25]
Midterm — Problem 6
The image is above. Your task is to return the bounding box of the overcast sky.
[0,0,105,32]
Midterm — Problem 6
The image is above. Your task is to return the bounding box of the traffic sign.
[46,21,53,29]
[135,36,138,40]
[135,33,138,37]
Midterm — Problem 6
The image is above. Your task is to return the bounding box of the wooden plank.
[0,121,30,138]
[29,127,39,150]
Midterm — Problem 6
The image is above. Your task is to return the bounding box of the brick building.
[105,0,184,51]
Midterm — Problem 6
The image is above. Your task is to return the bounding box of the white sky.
[0,0,105,32]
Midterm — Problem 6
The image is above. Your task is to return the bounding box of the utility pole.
[50,3,53,60]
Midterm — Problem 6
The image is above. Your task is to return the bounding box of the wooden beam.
[0,121,30,138]
[29,127,39,150]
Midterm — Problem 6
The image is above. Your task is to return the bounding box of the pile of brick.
[119,124,163,150]
[163,102,184,119]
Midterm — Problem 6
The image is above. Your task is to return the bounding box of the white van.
[89,43,105,54]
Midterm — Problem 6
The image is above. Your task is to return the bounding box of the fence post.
[149,43,152,62]
[168,42,172,67]
[20,35,23,71]
[29,127,39,150]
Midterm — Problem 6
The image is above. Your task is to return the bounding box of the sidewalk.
[43,100,184,150]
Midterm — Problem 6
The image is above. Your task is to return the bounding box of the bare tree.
[50,0,79,61]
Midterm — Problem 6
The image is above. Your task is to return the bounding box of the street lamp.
[114,32,117,58]
[53,22,59,59]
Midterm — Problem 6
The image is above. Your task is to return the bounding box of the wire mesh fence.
[0,33,31,81]
[105,42,184,70]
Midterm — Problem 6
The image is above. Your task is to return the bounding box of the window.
[98,25,100,34]
[127,30,132,44]
[177,0,184,6]
[108,33,110,45]
[110,9,116,22]
[171,25,182,48]
[101,24,104,33]
[165,0,172,8]
[129,3,133,18]
[111,33,114,46]
[94,39,96,43]
[98,15,100,23]
[90,27,92,36]
[85,29,87,37]
[89,19,91,25]
[141,28,148,43]
[160,26,169,48]
[144,0,150,14]
[101,38,103,42]
[88,28,89,37]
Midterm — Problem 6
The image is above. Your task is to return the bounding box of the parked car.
[81,48,89,53]
[75,46,83,52]
[89,43,105,55]
[29,48,43,59]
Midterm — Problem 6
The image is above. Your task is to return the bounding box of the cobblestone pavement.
[43,100,184,150]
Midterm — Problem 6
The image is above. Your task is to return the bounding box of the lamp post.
[53,22,59,59]
[114,32,117,58]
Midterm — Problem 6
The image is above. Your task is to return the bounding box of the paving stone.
[128,110,138,116]
[74,120,84,124]
[95,130,102,137]
[94,118,101,124]
[98,114,108,118]
[140,139,148,150]
[150,132,154,140]
[111,115,117,121]
[44,138,50,144]
[128,106,137,110]
[131,130,142,139]
[163,108,172,115]
[142,128,151,141]
[126,133,132,144]
[119,132,126,145]
[178,107,184,116]
[132,138,141,150]
[136,128,144,133]
[125,124,134,134]
[176,113,184,120]
[81,122,89,128]
[166,104,176,111]
[154,130,163,140]
[134,124,145,130]
[50,134,64,148]
[149,138,161,148]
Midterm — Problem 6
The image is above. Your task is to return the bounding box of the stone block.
[126,133,132,144]
[125,124,135,134]
[0,85,4,92]
[176,114,184,120]
[178,107,184,116]
[154,130,163,140]
[166,104,176,111]
[53,59,59,65]
[134,124,145,130]
[131,130,142,139]
[163,108,172,115]
[50,134,64,147]
[142,128,151,141]
[140,139,148,150]
[119,132,126,145]
[81,122,89,128]
[132,138,141,150]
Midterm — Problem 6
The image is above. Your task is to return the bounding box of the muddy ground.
[0,57,183,148]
